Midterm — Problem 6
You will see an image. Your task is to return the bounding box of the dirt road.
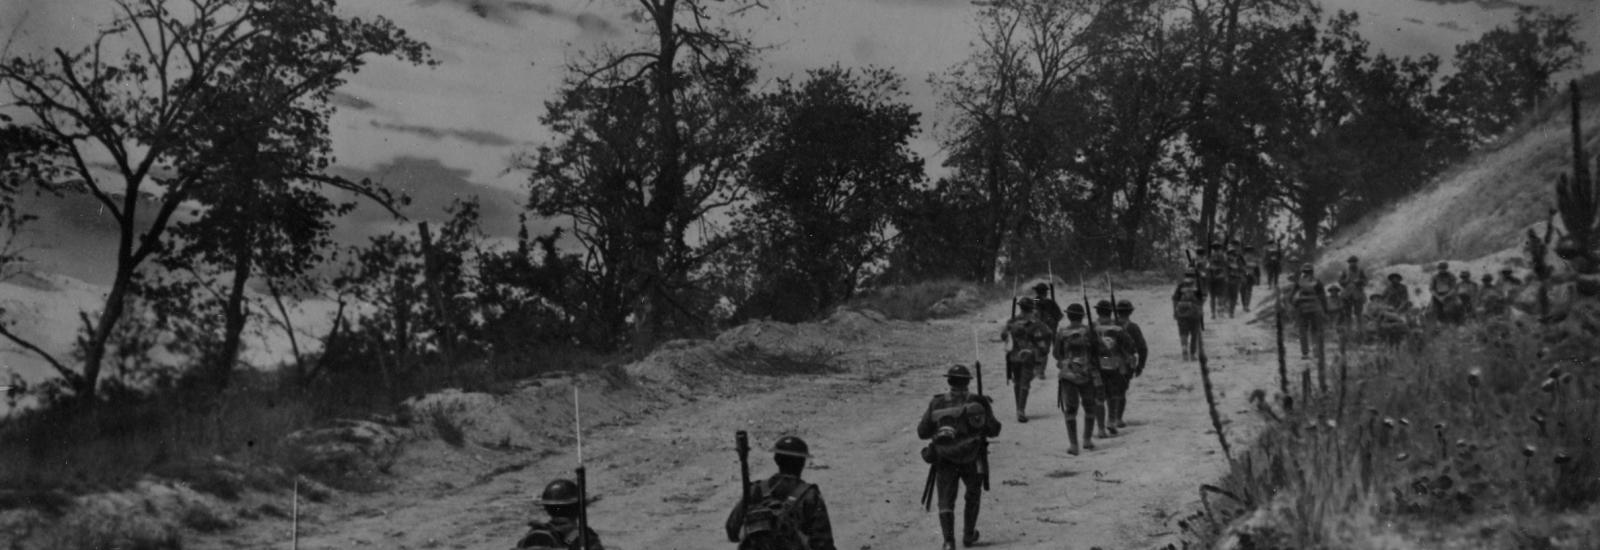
[200,284,1288,550]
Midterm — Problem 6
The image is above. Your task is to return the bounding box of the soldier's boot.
[1098,404,1113,437]
[1066,418,1080,455]
[939,510,957,550]
[963,501,981,547]
[1113,397,1128,428]
[1082,415,1096,450]
[1015,384,1029,423]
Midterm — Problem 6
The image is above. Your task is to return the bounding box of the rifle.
[1105,272,1118,320]
[1079,276,1104,386]
[574,387,590,550]
[736,430,753,534]
[970,324,991,492]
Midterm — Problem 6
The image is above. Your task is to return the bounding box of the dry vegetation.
[1187,314,1600,549]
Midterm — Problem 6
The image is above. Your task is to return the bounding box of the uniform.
[1290,268,1327,360]
[724,473,836,550]
[917,369,1000,550]
[1456,272,1478,318]
[1092,303,1135,438]
[1053,317,1101,455]
[1339,258,1369,320]
[1479,278,1508,316]
[1240,248,1261,311]
[1382,279,1410,310]
[1172,278,1206,361]
[1002,305,1053,422]
[1206,248,1229,319]
[1430,266,1460,324]
[1326,286,1348,334]
[518,479,603,550]
[1113,300,1147,429]
[1366,299,1411,347]
[516,517,604,550]
[1225,254,1247,318]
[1264,245,1284,289]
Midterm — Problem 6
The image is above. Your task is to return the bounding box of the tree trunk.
[210,230,255,392]
[637,0,684,348]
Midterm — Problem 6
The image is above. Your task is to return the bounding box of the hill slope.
[1319,74,1600,275]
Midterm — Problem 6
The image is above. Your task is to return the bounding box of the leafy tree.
[523,1,762,349]
[0,0,430,398]
[1440,8,1588,146]
[721,66,924,322]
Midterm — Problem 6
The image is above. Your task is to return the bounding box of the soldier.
[917,365,1001,550]
[1240,245,1261,312]
[1225,250,1247,318]
[1339,256,1369,319]
[1479,273,1508,316]
[1001,299,1052,423]
[1091,300,1135,438]
[1029,283,1062,381]
[1031,282,1064,331]
[1172,272,1206,361]
[1326,284,1348,336]
[1456,270,1478,318]
[1290,263,1327,360]
[1263,241,1284,289]
[1207,243,1229,319]
[725,436,836,550]
[1430,262,1460,324]
[1112,299,1148,428]
[1052,303,1101,455]
[1367,294,1411,347]
[1499,268,1523,287]
[1383,273,1412,312]
[516,478,604,549]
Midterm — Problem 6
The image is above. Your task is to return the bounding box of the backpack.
[1057,326,1094,384]
[927,396,990,465]
[738,479,816,550]
[1093,324,1127,372]
[517,521,594,550]
[1174,286,1203,319]
[1293,279,1323,313]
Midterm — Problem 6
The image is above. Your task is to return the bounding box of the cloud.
[1407,0,1527,11]
[370,121,518,147]
[1437,20,1470,32]
[1403,17,1426,25]
[413,0,619,35]
[331,92,376,111]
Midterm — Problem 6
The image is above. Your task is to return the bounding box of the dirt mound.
[0,478,235,550]
[402,389,534,450]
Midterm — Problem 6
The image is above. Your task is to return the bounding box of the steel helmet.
[1065,303,1086,316]
[1094,299,1113,312]
[1033,282,1050,293]
[535,479,580,506]
[1018,297,1036,311]
[772,435,812,458]
[945,364,973,380]
[1115,299,1134,313]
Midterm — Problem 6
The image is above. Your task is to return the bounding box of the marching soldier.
[1383,273,1412,312]
[1225,249,1247,318]
[1031,282,1063,331]
[917,366,1000,550]
[516,478,604,549]
[1263,241,1284,289]
[1172,272,1206,361]
[1339,256,1369,319]
[725,436,837,550]
[1092,300,1135,438]
[1456,270,1479,318]
[1052,304,1101,455]
[1001,299,1053,422]
[1029,282,1062,381]
[1479,273,1509,316]
[1240,245,1261,312]
[1430,262,1460,324]
[1326,284,1348,335]
[1112,299,1147,428]
[1207,243,1228,319]
[1290,263,1328,360]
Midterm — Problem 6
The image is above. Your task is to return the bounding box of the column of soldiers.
[514,260,1534,550]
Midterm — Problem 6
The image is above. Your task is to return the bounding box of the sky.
[1,0,1598,282]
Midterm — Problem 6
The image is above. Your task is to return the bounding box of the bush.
[844,279,1003,321]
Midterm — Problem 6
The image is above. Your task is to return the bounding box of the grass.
[1188,315,1600,549]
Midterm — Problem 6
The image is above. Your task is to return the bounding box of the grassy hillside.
[1319,73,1600,273]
